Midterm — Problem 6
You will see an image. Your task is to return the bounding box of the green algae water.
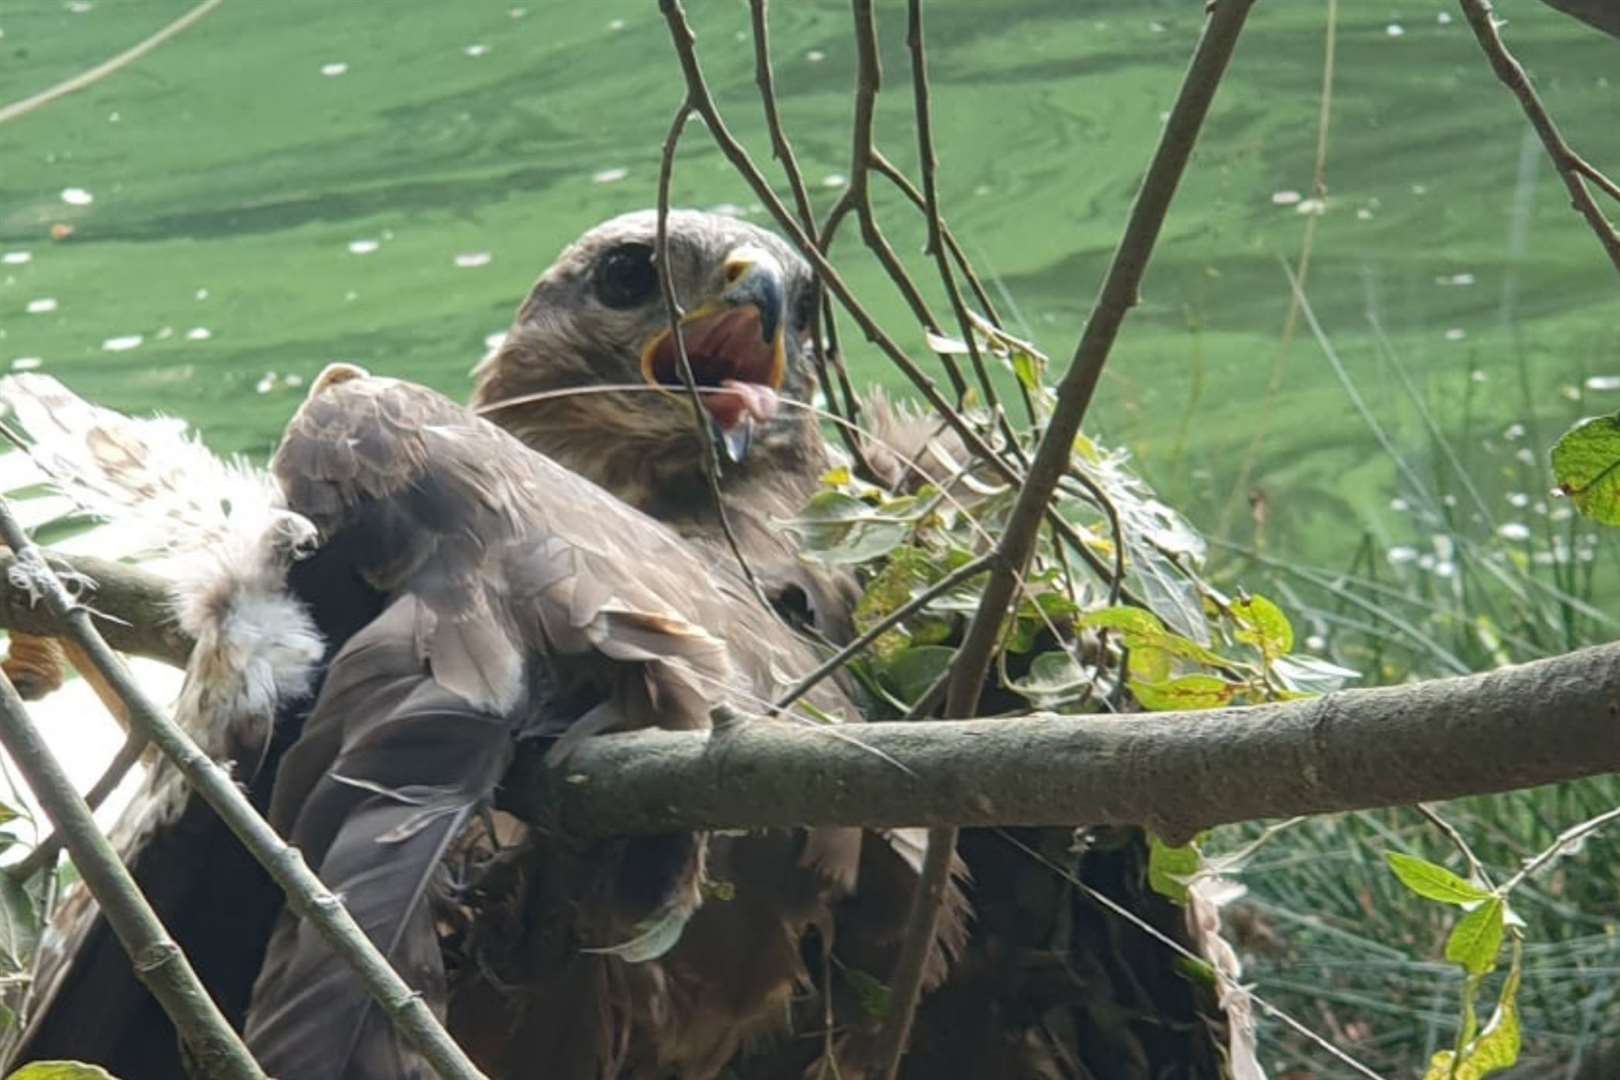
[2,0,1617,575]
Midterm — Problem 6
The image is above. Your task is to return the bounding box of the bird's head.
[471,210,824,509]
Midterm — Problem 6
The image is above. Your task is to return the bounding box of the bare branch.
[656,0,1022,493]
[520,637,1620,846]
[1459,0,1620,274]
[878,4,1258,1070]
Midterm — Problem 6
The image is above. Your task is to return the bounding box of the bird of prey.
[242,363,886,1079]
[473,209,865,640]
[1,210,966,1079]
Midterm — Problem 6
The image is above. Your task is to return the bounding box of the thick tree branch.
[10,548,1620,910]
[521,637,1620,845]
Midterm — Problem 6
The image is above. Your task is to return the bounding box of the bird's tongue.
[705,379,780,431]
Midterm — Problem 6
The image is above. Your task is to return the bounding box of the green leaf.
[1130,674,1235,712]
[880,646,955,706]
[787,491,916,565]
[1011,347,1045,394]
[1445,898,1505,976]
[1148,834,1201,905]
[1126,644,1171,683]
[6,1064,122,1080]
[1173,954,1217,987]
[1231,594,1294,660]
[1551,412,1620,524]
[1385,852,1491,905]
[1007,651,1089,706]
[843,968,892,1021]
[0,872,39,974]
[0,803,19,828]
[852,547,936,663]
[1079,607,1232,670]
[1424,964,1522,1079]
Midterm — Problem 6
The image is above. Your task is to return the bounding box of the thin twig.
[773,554,993,715]
[0,500,489,1080]
[0,0,225,127]
[868,151,1003,327]
[0,672,265,1078]
[747,0,867,469]
[1501,804,1620,894]
[656,0,1023,496]
[1415,803,1496,891]
[1458,0,1620,274]
[651,105,785,626]
[902,0,1036,427]
[1065,467,1126,608]
[870,5,1257,1074]
[996,830,1387,1080]
[844,0,969,404]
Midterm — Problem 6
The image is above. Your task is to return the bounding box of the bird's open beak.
[639,247,788,465]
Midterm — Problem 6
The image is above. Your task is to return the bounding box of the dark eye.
[592,242,659,309]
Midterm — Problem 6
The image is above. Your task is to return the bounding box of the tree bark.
[517,638,1620,844]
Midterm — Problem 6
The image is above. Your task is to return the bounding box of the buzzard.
[243,364,877,1078]
[3,212,964,1078]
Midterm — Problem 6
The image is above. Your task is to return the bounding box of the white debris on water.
[10,357,41,371]
[1498,522,1531,541]
[102,334,144,352]
[61,187,93,206]
[1270,190,1301,206]
[464,43,489,57]
[1444,328,1466,341]
[822,173,848,188]
[592,167,628,184]
[26,298,57,314]
[321,62,348,77]
[2,252,31,265]
[348,239,380,255]
[186,327,212,341]
[454,252,492,269]
[1386,23,1405,37]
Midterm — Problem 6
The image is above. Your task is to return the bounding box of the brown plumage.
[473,209,859,640]
[239,366,899,1078]
[4,211,967,1080]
